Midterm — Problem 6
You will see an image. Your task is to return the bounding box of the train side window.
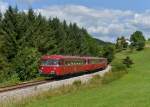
[86,60,88,64]
[70,61,72,65]
[72,61,74,65]
[59,60,63,65]
[78,61,80,65]
[65,61,70,66]
[74,61,76,65]
[76,61,78,65]
[81,61,83,64]
[80,60,82,65]
[100,59,104,63]
[70,61,71,65]
[71,61,74,65]
[75,61,77,65]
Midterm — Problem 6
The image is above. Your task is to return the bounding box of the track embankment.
[0,66,111,103]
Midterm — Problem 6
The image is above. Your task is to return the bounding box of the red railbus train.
[39,55,108,77]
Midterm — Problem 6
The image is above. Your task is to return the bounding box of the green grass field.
[12,47,150,107]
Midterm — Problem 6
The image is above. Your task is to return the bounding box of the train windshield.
[41,59,59,66]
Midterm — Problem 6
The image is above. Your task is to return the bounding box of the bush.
[123,56,133,68]
[136,42,145,51]
[115,36,128,52]
[130,31,146,51]
[12,47,41,81]
[103,46,115,63]
[0,54,11,82]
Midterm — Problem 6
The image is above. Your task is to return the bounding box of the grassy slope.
[19,48,150,107]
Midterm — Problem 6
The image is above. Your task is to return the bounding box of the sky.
[0,0,150,42]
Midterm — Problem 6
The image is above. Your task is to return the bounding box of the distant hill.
[94,38,114,46]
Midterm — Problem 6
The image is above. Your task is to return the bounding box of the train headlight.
[51,70,56,74]
[39,70,43,74]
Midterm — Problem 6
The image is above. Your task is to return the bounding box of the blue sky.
[3,0,150,11]
[1,0,150,42]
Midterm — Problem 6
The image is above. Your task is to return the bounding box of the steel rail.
[0,80,52,93]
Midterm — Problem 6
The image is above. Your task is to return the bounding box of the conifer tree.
[1,6,19,60]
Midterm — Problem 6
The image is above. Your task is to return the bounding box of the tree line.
[0,6,114,82]
[115,31,146,52]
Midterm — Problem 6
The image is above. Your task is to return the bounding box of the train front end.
[39,55,61,77]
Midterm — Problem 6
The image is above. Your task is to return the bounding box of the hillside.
[10,45,150,107]
[94,38,114,46]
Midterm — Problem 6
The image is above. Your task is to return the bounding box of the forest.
[0,6,114,82]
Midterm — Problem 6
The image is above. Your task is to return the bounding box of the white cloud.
[1,3,150,42]
[0,1,8,13]
[35,5,140,42]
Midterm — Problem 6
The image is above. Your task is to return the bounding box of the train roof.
[41,55,106,60]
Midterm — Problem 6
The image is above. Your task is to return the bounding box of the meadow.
[6,47,150,107]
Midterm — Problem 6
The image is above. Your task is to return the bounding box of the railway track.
[0,80,52,93]
[0,66,111,104]
[0,66,111,93]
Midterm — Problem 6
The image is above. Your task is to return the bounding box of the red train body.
[39,55,108,76]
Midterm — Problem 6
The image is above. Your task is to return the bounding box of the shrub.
[123,56,133,68]
[115,36,128,52]
[103,46,115,63]
[0,54,11,82]
[130,31,146,51]
[12,47,41,81]
[136,41,145,51]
